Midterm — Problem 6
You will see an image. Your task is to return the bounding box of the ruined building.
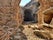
[22,0,40,23]
[0,0,53,40]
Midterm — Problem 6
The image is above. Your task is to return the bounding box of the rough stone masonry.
[0,0,23,40]
[37,0,53,28]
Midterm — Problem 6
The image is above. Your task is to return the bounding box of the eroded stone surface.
[37,0,53,28]
[0,0,23,40]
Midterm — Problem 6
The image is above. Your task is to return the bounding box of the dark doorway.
[24,9,34,22]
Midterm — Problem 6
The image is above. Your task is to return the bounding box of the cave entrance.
[24,9,34,22]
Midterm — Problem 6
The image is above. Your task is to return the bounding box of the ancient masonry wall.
[37,0,53,28]
[0,0,23,40]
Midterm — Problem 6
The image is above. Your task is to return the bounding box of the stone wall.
[0,0,22,40]
[37,0,53,28]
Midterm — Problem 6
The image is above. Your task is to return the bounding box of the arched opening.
[44,13,53,24]
[24,9,34,22]
[44,8,53,24]
[19,0,40,23]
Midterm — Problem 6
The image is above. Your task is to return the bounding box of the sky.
[20,0,31,7]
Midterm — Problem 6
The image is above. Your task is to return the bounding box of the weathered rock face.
[37,0,53,28]
[0,0,23,40]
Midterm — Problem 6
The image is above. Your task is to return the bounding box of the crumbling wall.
[0,0,22,40]
[37,0,53,28]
